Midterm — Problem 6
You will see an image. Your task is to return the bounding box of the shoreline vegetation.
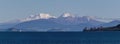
[83,24,120,32]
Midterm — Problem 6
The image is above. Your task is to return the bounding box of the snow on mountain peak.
[39,13,55,19]
[60,13,75,18]
[19,13,114,23]
[20,13,56,22]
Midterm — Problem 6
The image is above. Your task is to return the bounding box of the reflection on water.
[0,32,120,44]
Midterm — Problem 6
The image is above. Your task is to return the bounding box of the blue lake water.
[0,32,120,44]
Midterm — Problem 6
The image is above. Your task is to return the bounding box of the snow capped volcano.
[16,13,113,26]
[10,13,108,32]
[59,13,75,18]
[21,13,56,22]
[19,13,113,23]
[34,13,56,19]
[1,13,120,32]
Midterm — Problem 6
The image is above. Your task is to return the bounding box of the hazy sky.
[0,0,120,22]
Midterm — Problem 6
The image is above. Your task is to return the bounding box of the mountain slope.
[0,13,55,30]
[0,20,21,29]
[13,19,84,31]
[14,19,62,31]
[99,20,120,27]
[9,13,107,32]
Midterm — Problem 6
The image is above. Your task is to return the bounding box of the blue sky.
[0,0,120,22]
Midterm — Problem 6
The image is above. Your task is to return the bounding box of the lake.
[0,32,120,44]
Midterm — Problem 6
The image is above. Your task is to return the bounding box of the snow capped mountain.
[56,14,106,25]
[1,13,120,32]
[59,13,75,18]
[19,13,114,23]
[9,13,112,32]
[20,13,56,22]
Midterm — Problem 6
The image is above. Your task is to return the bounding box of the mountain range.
[0,13,120,32]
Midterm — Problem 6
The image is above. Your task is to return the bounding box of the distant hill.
[99,20,120,27]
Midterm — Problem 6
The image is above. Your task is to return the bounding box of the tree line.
[83,24,120,32]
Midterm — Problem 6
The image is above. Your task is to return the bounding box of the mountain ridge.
[0,13,120,31]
